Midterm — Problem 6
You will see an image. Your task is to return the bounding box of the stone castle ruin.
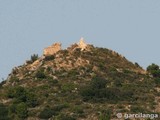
[43,38,88,56]
[43,43,61,56]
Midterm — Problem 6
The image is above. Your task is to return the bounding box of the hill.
[0,39,160,120]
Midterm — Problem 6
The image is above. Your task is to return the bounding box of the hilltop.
[0,38,160,120]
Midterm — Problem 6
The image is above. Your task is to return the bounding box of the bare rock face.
[78,37,87,51]
[43,43,61,56]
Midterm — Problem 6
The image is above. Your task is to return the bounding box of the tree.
[31,54,38,62]
[147,63,160,77]
[147,63,159,72]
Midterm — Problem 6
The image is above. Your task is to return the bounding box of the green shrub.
[99,109,111,120]
[48,79,58,85]
[9,76,19,83]
[80,77,109,101]
[61,83,75,92]
[147,63,159,72]
[8,104,16,118]
[56,113,76,120]
[99,112,110,120]
[147,63,160,77]
[44,55,55,61]
[7,86,27,100]
[52,104,68,112]
[119,89,134,101]
[7,86,38,107]
[35,69,46,79]
[80,86,94,101]
[90,77,107,89]
[68,69,79,77]
[130,106,146,113]
[98,62,106,71]
[39,104,68,119]
[31,54,38,62]
[152,70,160,78]
[80,77,134,102]
[0,80,6,87]
[114,79,122,87]
[16,102,28,119]
[96,88,119,101]
[39,107,55,119]
[26,92,39,107]
[155,78,160,85]
[135,62,141,68]
[73,106,84,114]
[0,103,10,120]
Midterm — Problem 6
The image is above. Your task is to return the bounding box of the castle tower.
[43,43,61,56]
[78,37,87,51]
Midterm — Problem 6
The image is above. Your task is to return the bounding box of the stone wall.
[78,37,87,50]
[43,43,61,56]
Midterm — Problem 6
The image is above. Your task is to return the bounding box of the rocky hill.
[0,38,159,120]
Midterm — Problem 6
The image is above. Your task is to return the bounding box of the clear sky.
[1,0,160,80]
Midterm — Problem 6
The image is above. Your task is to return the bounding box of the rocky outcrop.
[43,43,61,56]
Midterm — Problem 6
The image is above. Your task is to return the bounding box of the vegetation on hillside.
[0,45,160,120]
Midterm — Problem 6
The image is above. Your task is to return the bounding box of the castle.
[43,38,87,56]
[43,43,62,56]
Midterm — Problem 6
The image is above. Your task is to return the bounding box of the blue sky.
[1,0,160,80]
